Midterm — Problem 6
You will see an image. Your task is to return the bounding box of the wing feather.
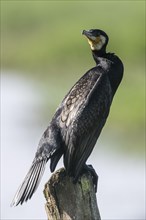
[73,119,106,179]
[60,66,112,176]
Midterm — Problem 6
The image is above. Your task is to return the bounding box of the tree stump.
[43,168,101,220]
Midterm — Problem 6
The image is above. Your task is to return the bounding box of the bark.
[44,168,101,220]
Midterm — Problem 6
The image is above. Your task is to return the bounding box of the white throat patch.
[88,35,106,51]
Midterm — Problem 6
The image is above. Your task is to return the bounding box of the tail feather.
[11,159,47,206]
[19,164,38,204]
[24,163,41,202]
[20,162,42,204]
[26,160,46,201]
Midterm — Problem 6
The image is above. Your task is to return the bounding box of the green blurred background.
[1,0,145,155]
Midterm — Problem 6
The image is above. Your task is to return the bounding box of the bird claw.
[83,164,98,193]
[71,164,98,193]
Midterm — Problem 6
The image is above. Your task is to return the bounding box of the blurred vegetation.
[1,1,145,155]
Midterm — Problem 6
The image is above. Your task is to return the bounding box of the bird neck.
[92,50,124,94]
[91,48,107,64]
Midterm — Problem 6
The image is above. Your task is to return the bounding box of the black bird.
[11,29,124,206]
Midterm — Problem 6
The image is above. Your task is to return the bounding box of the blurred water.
[1,72,145,220]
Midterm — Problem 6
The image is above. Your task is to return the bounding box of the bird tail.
[11,158,47,206]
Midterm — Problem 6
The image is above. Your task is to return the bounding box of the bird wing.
[60,67,101,132]
[59,66,112,176]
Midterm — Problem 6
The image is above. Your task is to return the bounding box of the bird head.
[82,29,109,51]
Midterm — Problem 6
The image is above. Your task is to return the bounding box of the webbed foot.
[83,164,98,193]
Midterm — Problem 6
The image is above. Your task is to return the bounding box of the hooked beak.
[82,30,93,39]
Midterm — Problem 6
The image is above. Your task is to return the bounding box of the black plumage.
[11,29,124,206]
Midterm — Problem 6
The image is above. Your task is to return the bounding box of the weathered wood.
[43,168,101,220]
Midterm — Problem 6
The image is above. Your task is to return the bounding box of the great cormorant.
[11,29,124,206]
